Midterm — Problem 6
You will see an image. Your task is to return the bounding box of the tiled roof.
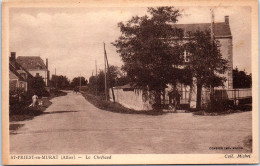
[16,56,47,70]
[174,22,231,38]
[9,71,19,80]
[9,60,34,80]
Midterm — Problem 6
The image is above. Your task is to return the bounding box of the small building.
[9,70,27,94]
[9,52,33,93]
[16,55,50,86]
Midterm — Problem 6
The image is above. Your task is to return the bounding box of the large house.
[110,16,233,110]
[16,56,50,86]
[172,15,233,108]
[174,15,233,89]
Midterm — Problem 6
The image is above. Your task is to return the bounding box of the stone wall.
[109,88,154,111]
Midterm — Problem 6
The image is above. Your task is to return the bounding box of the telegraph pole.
[104,43,108,101]
[55,68,57,89]
[104,43,116,103]
[210,8,215,106]
[79,74,81,89]
[95,60,98,96]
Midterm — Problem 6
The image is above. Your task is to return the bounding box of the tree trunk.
[162,89,165,106]
[154,90,161,109]
[188,83,193,104]
[196,83,202,110]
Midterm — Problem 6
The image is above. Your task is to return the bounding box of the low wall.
[109,88,154,111]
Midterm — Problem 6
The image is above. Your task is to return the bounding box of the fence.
[179,88,252,108]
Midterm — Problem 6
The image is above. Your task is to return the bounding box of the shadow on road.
[43,111,79,114]
[10,124,25,135]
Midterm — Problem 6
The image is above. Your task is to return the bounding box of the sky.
[9,6,251,81]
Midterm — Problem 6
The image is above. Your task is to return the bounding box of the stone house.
[172,15,233,108]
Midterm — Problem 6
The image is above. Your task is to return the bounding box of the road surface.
[10,91,252,154]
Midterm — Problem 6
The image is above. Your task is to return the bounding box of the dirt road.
[10,91,252,154]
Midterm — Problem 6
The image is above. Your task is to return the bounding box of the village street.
[10,91,252,154]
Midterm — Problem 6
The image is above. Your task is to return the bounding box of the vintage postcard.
[2,0,259,165]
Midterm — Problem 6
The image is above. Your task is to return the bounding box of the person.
[169,89,181,112]
[73,86,78,94]
[32,94,38,107]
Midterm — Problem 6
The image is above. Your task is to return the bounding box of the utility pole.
[210,8,215,106]
[95,60,98,96]
[104,43,116,103]
[79,74,81,89]
[104,43,108,101]
[55,68,57,89]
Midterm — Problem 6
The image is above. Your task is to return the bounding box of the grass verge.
[81,92,164,116]
[193,104,252,116]
[9,90,67,122]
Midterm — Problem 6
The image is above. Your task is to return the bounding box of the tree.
[50,75,70,89]
[32,75,49,97]
[185,30,228,109]
[233,67,252,88]
[70,76,87,87]
[113,7,185,106]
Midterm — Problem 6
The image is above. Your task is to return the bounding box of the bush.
[206,99,233,112]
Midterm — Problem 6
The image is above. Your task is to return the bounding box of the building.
[16,55,50,86]
[174,15,233,89]
[9,52,38,103]
[9,52,32,93]
[173,16,233,108]
[9,70,26,94]
[110,16,233,110]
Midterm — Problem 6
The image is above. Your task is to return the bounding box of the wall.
[217,38,233,89]
[109,88,154,111]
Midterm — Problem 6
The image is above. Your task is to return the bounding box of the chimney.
[10,52,16,62]
[46,58,50,86]
[225,16,229,25]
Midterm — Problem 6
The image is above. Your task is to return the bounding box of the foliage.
[50,75,70,89]
[185,30,228,109]
[233,67,252,88]
[32,76,49,97]
[88,65,124,95]
[112,7,185,95]
[70,76,88,87]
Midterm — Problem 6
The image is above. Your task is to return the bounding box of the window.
[184,50,190,62]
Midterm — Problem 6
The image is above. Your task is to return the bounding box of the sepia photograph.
[2,0,259,164]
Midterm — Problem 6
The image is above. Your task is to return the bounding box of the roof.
[16,56,47,70]
[174,22,231,38]
[9,71,19,80]
[9,60,34,80]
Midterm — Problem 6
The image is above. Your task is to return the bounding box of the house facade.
[9,52,30,93]
[173,16,233,108]
[110,16,233,110]
[16,55,50,86]
[175,15,233,89]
